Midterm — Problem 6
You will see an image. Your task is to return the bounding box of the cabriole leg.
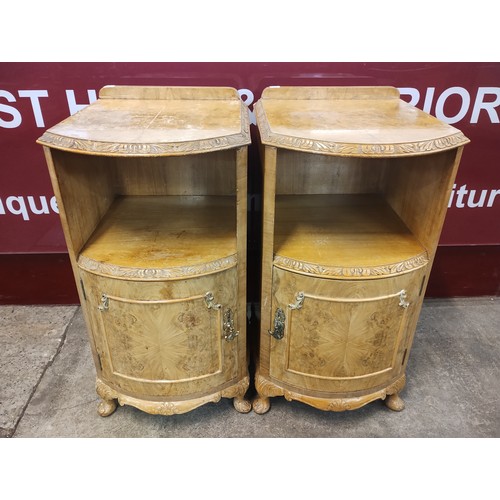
[222,376,251,413]
[96,378,118,417]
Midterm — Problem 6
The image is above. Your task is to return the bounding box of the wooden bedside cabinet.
[253,86,469,414]
[38,86,251,416]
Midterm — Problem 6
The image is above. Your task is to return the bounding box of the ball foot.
[98,398,117,417]
[385,393,405,412]
[252,396,271,415]
[233,397,252,414]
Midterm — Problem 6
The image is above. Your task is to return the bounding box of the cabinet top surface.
[256,86,469,157]
[37,86,251,156]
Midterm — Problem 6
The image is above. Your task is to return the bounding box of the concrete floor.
[1,297,499,438]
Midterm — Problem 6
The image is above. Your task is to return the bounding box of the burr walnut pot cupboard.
[253,86,469,414]
[37,84,469,418]
[37,86,251,416]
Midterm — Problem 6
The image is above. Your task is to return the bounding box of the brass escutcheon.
[223,308,239,342]
[269,308,285,340]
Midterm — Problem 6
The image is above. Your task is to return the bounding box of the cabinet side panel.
[114,150,236,196]
[383,149,461,256]
[259,146,277,375]
[383,148,463,370]
[276,150,386,195]
[50,149,117,256]
[44,147,116,374]
[236,147,248,376]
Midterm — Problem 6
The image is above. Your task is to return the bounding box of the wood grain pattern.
[276,149,386,195]
[258,146,277,377]
[236,147,248,374]
[78,195,236,279]
[261,86,401,100]
[39,86,250,416]
[98,86,240,100]
[49,149,117,255]
[268,267,424,394]
[383,146,466,376]
[274,194,428,278]
[98,294,222,383]
[43,147,106,375]
[254,86,468,414]
[255,86,469,157]
[383,149,462,255]
[37,86,251,156]
[113,150,236,196]
[81,248,240,399]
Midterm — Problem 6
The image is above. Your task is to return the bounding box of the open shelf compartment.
[273,194,428,279]
[78,195,236,280]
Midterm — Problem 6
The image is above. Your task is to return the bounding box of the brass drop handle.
[289,291,305,310]
[269,308,285,340]
[204,291,222,310]
[399,290,410,309]
[223,308,239,342]
[98,294,109,311]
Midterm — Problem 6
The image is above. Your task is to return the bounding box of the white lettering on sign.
[398,86,500,124]
[6,196,30,221]
[50,196,59,213]
[65,89,97,115]
[471,88,500,124]
[448,185,500,208]
[0,90,22,128]
[27,195,50,214]
[18,90,49,127]
[0,195,59,221]
[435,87,470,124]
[0,89,98,128]
[0,90,49,128]
[422,87,435,113]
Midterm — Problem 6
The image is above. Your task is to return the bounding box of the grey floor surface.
[1,297,499,438]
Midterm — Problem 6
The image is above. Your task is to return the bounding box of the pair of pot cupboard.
[38,85,469,417]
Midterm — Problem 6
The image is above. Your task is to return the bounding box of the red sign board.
[1,62,499,300]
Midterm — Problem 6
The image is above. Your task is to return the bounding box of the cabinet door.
[269,267,425,394]
[81,268,239,398]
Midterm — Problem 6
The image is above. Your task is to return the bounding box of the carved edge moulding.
[252,373,407,414]
[273,253,429,279]
[38,103,251,157]
[96,376,251,417]
[78,254,238,281]
[79,252,429,286]
[254,100,469,157]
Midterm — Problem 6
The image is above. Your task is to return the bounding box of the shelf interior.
[79,195,236,271]
[274,194,427,270]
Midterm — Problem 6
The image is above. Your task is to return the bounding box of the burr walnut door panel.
[80,267,239,398]
[269,267,426,394]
